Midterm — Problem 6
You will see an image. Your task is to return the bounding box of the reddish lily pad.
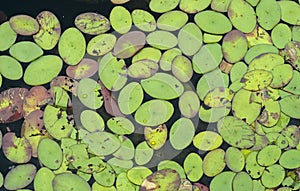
[50,76,78,96]
[66,58,98,79]
[0,88,28,123]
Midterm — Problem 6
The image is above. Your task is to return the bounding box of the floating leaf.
[0,21,17,51]
[270,64,293,88]
[256,145,281,166]
[144,124,167,150]
[171,55,193,83]
[127,166,152,186]
[244,44,279,64]
[33,167,55,191]
[158,160,186,179]
[159,48,182,71]
[24,55,63,86]
[0,55,23,80]
[271,23,291,49]
[140,169,181,191]
[193,131,223,151]
[278,1,300,25]
[149,0,180,13]
[202,149,226,177]
[245,151,265,179]
[9,41,43,63]
[0,88,28,123]
[246,26,272,47]
[109,6,132,34]
[146,30,178,50]
[217,116,255,148]
[9,14,39,35]
[52,173,91,191]
[113,136,134,160]
[261,164,285,188]
[279,95,300,119]
[2,132,32,163]
[279,149,300,169]
[77,78,103,109]
[199,105,231,123]
[203,33,223,44]
[107,117,135,135]
[241,69,273,91]
[203,87,234,107]
[75,12,110,35]
[232,172,253,191]
[66,58,98,79]
[33,11,61,50]
[179,0,211,14]
[194,10,232,34]
[80,110,104,132]
[183,153,203,182]
[192,43,223,74]
[116,172,136,191]
[131,9,156,32]
[256,0,280,30]
[210,171,236,191]
[4,164,36,190]
[132,47,161,64]
[134,141,153,166]
[228,0,256,33]
[58,27,86,65]
[157,10,188,31]
[169,118,195,150]
[93,163,115,187]
[211,0,232,12]
[178,91,200,118]
[225,147,245,172]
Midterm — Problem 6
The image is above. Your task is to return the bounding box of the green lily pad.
[58,27,86,65]
[170,118,195,150]
[172,55,193,82]
[107,157,133,175]
[157,10,188,31]
[225,147,245,172]
[75,12,110,35]
[192,43,223,74]
[131,9,156,32]
[24,55,62,86]
[80,110,105,132]
[9,41,43,63]
[244,44,279,64]
[77,78,103,109]
[132,47,161,64]
[261,164,285,188]
[178,22,203,56]
[0,21,17,51]
[107,117,135,135]
[33,167,55,191]
[159,48,182,71]
[199,105,231,123]
[149,0,180,13]
[202,149,226,177]
[98,52,127,91]
[256,0,280,30]
[0,55,23,80]
[9,14,39,35]
[246,26,272,47]
[270,64,293,88]
[4,164,36,190]
[203,33,223,43]
[245,151,265,179]
[83,131,120,156]
[222,30,248,63]
[52,173,91,191]
[279,95,300,119]
[232,172,253,191]
[116,172,136,191]
[210,171,236,191]
[140,169,181,191]
[127,166,152,185]
[228,0,256,33]
[282,125,300,147]
[292,26,300,41]
[248,53,284,72]
[144,124,167,150]
[134,141,154,165]
[0,172,3,188]
[279,149,300,169]
[179,0,211,13]
[230,61,248,83]
[38,138,63,170]
[117,82,143,115]
[146,30,178,50]
[256,145,281,166]
[217,116,255,148]
[93,163,115,187]
[109,6,132,34]
[33,11,61,50]
[241,69,273,91]
[183,153,203,182]
[178,91,200,118]
[271,23,291,49]
[193,131,223,151]
[113,136,134,160]
[141,72,184,100]
[204,87,234,107]
[87,33,116,56]
[92,183,116,191]
[278,1,300,25]
[43,105,73,140]
[2,132,32,163]
[211,0,232,12]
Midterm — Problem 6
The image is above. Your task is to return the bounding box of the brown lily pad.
[2,132,32,163]
[21,110,49,157]
[50,76,78,96]
[0,88,28,123]
[22,86,52,118]
[66,58,98,79]
[113,31,146,59]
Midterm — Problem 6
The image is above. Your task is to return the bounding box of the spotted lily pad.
[66,58,98,79]
[131,9,156,32]
[193,131,223,151]
[183,153,203,182]
[144,124,167,150]
[87,33,116,56]
[204,87,234,107]
[109,6,132,34]
[128,59,158,79]
[241,69,273,91]
[140,169,181,191]
[33,11,61,50]
[2,132,32,163]
[107,117,135,135]
[75,12,110,35]
[171,55,193,83]
[217,116,255,148]
[245,151,265,179]
[77,78,103,109]
[202,149,226,177]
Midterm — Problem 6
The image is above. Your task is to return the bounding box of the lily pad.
[245,151,265,179]
[52,173,91,191]
[279,95,300,119]
[149,0,180,13]
[183,153,203,182]
[134,141,154,165]
[34,167,55,191]
[127,166,152,185]
[109,6,132,34]
[271,23,291,49]
[159,48,182,71]
[225,147,245,172]
[146,30,178,50]
[131,9,156,32]
[87,33,116,56]
[261,164,285,188]
[193,131,223,151]
[279,149,300,169]
[157,10,188,31]
[232,172,253,191]
[128,59,158,79]
[202,149,226,177]
[256,145,281,166]
[9,14,39,35]
[0,21,17,51]
[9,41,43,63]
[33,11,61,50]
[80,110,105,132]
[210,171,236,191]
[244,44,279,64]
[93,163,115,187]
[74,12,110,35]
[241,69,273,91]
[278,1,300,25]
[0,55,23,80]
[179,0,211,13]
[144,124,167,150]
[38,138,63,170]
[66,58,98,79]
[178,91,200,118]
[256,0,281,30]
[107,117,135,135]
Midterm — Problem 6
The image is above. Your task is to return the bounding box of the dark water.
[0,0,232,190]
